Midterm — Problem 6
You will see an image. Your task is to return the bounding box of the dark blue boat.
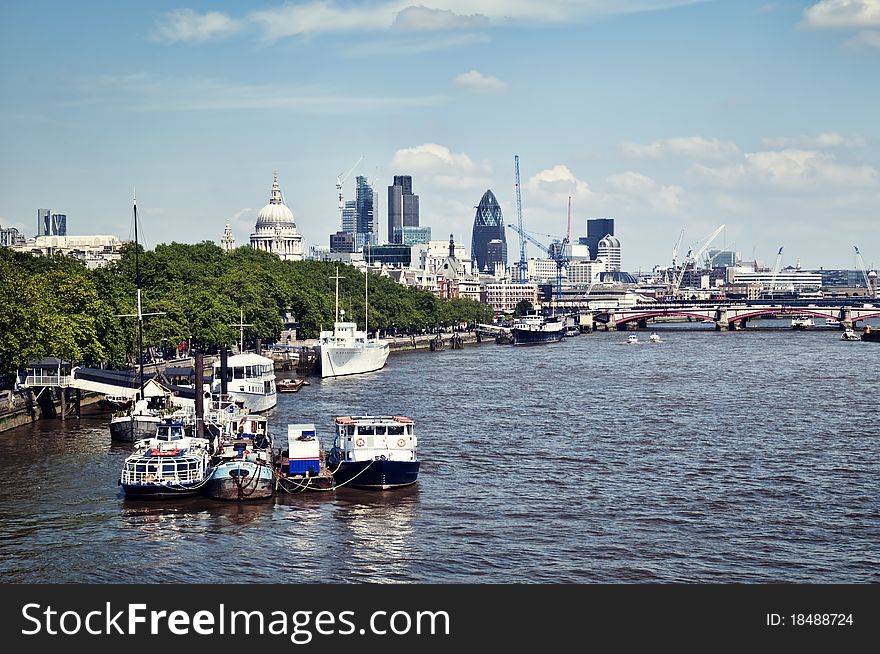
[327,416,420,490]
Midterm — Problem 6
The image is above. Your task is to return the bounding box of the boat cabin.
[156,420,186,441]
[333,416,417,463]
[287,423,321,475]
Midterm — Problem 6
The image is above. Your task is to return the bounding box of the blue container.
[289,458,321,475]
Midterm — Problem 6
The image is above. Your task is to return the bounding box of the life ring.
[355,438,365,447]
[397,438,406,447]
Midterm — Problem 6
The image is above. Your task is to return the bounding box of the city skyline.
[1,1,878,271]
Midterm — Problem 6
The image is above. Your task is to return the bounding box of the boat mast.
[134,192,145,401]
[332,266,343,324]
[365,244,369,337]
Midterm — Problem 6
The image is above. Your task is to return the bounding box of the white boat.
[119,418,214,499]
[791,316,814,330]
[649,333,662,343]
[318,267,389,378]
[823,317,840,328]
[626,334,639,344]
[841,328,860,341]
[211,353,277,412]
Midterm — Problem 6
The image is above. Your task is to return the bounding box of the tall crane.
[768,246,784,296]
[673,224,725,296]
[336,155,364,229]
[854,245,870,290]
[506,223,568,310]
[671,228,684,268]
[514,155,527,283]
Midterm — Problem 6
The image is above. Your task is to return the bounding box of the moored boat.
[319,267,389,377]
[510,313,565,345]
[119,419,214,499]
[211,353,277,412]
[277,378,306,393]
[327,415,420,490]
[204,414,275,501]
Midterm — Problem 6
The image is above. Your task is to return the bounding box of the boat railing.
[121,458,206,485]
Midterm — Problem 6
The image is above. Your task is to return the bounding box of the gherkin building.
[471,189,507,274]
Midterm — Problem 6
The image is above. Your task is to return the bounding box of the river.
[1,323,877,583]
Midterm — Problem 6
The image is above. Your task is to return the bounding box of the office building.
[387,175,420,244]
[581,217,614,259]
[471,189,507,274]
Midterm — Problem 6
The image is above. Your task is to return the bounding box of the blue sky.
[1,0,878,271]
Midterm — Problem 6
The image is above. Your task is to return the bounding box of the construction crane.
[506,223,568,310]
[768,246,784,296]
[336,155,364,229]
[672,223,725,297]
[854,245,871,290]
[671,228,684,268]
[514,155,527,283]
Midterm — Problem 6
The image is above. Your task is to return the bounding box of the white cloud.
[390,143,491,189]
[844,28,880,47]
[150,9,242,44]
[620,136,740,160]
[392,6,490,31]
[605,171,683,213]
[72,73,445,113]
[246,1,707,40]
[453,70,507,93]
[692,148,880,191]
[346,32,490,55]
[761,132,866,149]
[801,0,880,29]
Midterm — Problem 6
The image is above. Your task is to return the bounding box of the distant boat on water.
[318,266,389,377]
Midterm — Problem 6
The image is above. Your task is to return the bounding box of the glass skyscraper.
[471,189,507,274]
[387,175,420,244]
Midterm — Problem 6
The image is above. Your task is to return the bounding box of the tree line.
[0,243,494,378]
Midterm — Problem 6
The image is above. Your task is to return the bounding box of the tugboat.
[119,419,214,499]
[862,325,880,342]
[326,416,420,490]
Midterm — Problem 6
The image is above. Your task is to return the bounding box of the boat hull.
[227,390,277,413]
[332,459,420,490]
[320,343,389,378]
[511,327,565,345]
[110,414,161,442]
[204,461,275,501]
[121,481,205,499]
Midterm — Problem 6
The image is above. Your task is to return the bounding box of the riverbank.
[0,389,104,434]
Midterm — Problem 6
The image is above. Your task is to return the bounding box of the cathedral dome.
[256,174,296,227]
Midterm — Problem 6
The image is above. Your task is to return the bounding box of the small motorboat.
[841,328,860,341]
[649,333,662,343]
[277,378,306,393]
[626,334,639,344]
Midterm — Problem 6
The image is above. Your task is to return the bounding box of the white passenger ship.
[211,353,277,412]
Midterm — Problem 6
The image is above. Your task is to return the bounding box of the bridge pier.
[839,307,853,330]
[715,308,728,331]
[637,318,648,329]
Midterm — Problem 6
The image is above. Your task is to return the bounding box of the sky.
[1,0,878,272]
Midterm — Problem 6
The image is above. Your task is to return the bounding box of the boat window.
[388,425,404,436]
[346,426,355,436]
[375,426,386,435]
[233,367,244,379]
[162,464,176,475]
[359,425,375,435]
